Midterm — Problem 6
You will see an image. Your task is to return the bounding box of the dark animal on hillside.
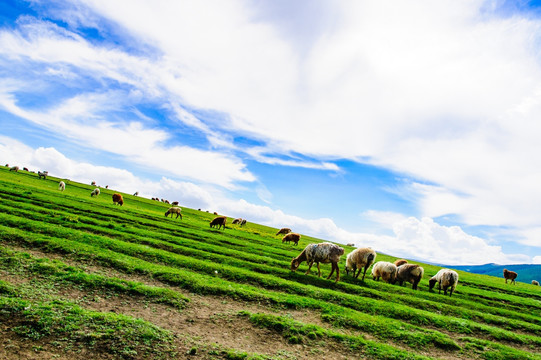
[395,264,424,290]
[232,218,242,224]
[9,166,19,172]
[171,201,179,206]
[213,212,218,215]
[503,269,517,285]
[240,219,247,226]
[345,247,377,281]
[23,167,29,171]
[164,200,170,204]
[38,171,48,179]
[105,185,109,189]
[282,232,301,246]
[91,181,96,186]
[276,228,292,236]
[291,243,345,282]
[112,193,124,206]
[394,259,408,267]
[133,191,139,196]
[532,280,539,286]
[428,269,459,296]
[165,207,182,220]
[210,216,227,230]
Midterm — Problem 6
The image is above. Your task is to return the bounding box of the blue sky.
[1,0,541,265]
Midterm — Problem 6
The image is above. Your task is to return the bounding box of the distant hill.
[445,263,541,284]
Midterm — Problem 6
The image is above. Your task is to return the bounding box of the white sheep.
[345,247,377,280]
[58,181,65,191]
[371,261,397,283]
[428,269,459,296]
[165,207,182,220]
[532,280,539,286]
[291,243,345,282]
[90,188,100,197]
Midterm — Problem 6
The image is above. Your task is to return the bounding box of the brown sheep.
[503,269,517,285]
[371,261,398,283]
[282,232,301,246]
[9,166,19,172]
[395,264,424,290]
[165,207,182,220]
[91,181,96,186]
[532,280,539,286]
[171,201,179,206]
[394,259,408,267]
[240,219,247,226]
[291,243,345,282]
[232,218,242,224]
[112,193,124,206]
[23,167,29,171]
[276,228,292,236]
[210,216,227,230]
[38,171,48,179]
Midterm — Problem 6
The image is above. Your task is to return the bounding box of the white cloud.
[533,256,541,265]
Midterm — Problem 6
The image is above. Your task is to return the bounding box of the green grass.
[1,166,540,359]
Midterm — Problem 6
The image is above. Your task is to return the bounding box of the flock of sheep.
[5,165,540,290]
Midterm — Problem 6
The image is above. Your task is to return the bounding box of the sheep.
[503,269,517,285]
[91,188,100,197]
[164,200,170,204]
[428,269,459,296]
[396,264,424,290]
[23,167,29,171]
[213,211,218,215]
[210,216,227,230]
[38,171,48,179]
[371,261,397,283]
[282,232,301,246]
[240,219,247,226]
[9,166,19,172]
[232,218,242,225]
[58,181,65,191]
[112,193,124,206]
[394,259,408,267]
[346,243,355,247]
[345,247,377,280]
[532,280,539,286]
[276,228,292,236]
[133,191,139,196]
[291,243,345,282]
[171,201,179,206]
[165,207,182,220]
[105,185,109,189]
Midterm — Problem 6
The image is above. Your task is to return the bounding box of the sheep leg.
[327,263,335,280]
[305,261,314,275]
[361,264,370,281]
[316,262,322,277]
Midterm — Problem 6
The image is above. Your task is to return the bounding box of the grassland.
[0,166,539,359]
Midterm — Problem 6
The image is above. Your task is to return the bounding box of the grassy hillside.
[0,166,540,360]
[448,264,541,285]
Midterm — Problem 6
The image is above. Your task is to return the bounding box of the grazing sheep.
[9,166,19,172]
[213,211,218,215]
[164,200,170,204]
[291,243,345,282]
[532,280,539,286]
[276,228,292,236]
[394,259,408,267]
[396,264,424,290]
[58,181,65,191]
[503,269,518,285]
[105,185,109,189]
[282,232,301,246]
[210,216,227,230]
[345,247,377,280]
[38,171,48,179]
[171,201,179,206]
[371,261,398,283]
[428,269,459,296]
[90,188,100,197]
[346,243,355,247]
[23,167,29,171]
[112,193,124,206]
[91,181,96,186]
[4,164,8,167]
[240,219,247,226]
[232,218,242,225]
[165,207,182,220]
[133,191,139,196]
